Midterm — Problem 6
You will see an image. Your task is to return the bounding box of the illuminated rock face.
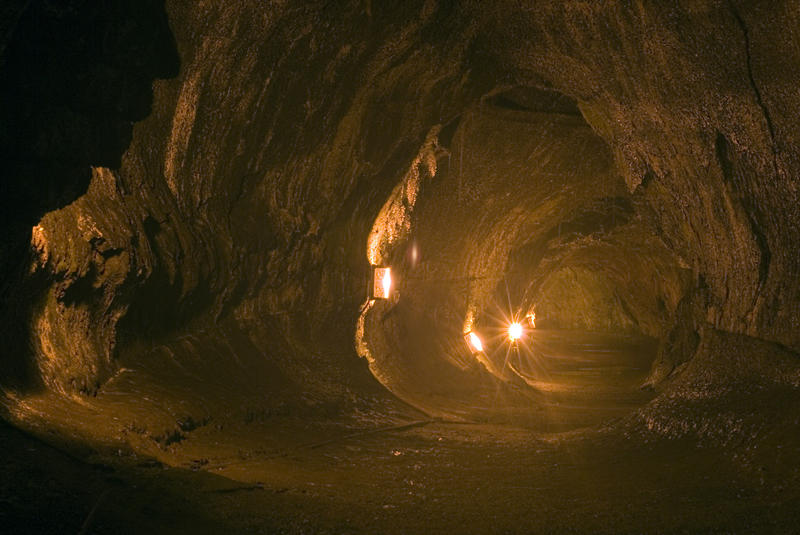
[0,0,179,391]
[1,1,799,433]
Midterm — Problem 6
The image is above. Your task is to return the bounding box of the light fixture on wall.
[370,266,392,300]
[507,322,523,343]
[464,330,484,353]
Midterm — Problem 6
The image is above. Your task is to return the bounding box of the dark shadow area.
[0,418,231,535]
[0,0,180,391]
[485,86,582,116]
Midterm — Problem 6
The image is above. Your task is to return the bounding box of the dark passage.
[2,1,800,533]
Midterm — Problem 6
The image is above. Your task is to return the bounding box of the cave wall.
[0,0,180,391]
[10,0,491,399]
[481,0,800,353]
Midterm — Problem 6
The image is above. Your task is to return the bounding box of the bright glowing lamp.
[371,266,392,299]
[464,331,484,353]
[508,322,523,342]
[382,268,392,296]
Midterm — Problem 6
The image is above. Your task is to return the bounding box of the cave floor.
[3,417,799,534]
[3,331,800,533]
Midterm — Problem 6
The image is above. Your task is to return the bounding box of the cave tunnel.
[2,1,800,533]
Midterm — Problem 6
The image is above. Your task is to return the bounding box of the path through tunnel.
[360,87,688,428]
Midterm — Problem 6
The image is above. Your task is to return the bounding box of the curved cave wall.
[1,0,799,441]
[0,0,180,392]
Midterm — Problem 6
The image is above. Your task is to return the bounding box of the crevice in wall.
[726,0,780,174]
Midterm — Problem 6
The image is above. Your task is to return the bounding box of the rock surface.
[1,3,800,530]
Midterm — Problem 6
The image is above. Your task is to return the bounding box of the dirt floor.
[3,332,800,533]
[3,418,800,534]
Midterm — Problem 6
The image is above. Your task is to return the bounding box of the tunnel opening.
[358,86,688,427]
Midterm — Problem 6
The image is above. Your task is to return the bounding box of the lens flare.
[508,322,523,342]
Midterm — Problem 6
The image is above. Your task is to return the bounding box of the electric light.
[464,331,483,353]
[371,266,392,299]
[382,268,392,297]
[508,322,523,342]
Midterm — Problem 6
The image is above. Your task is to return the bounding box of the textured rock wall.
[10,0,490,398]
[481,0,800,351]
[0,0,179,391]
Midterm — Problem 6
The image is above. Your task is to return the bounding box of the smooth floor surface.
[3,332,798,533]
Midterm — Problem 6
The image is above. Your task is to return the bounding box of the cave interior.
[2,1,800,533]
